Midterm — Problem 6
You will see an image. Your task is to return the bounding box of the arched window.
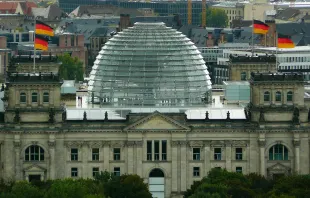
[20,92,26,103]
[43,92,49,103]
[241,72,247,81]
[264,91,270,102]
[287,91,293,102]
[269,144,288,160]
[32,92,38,103]
[275,91,282,102]
[25,145,45,161]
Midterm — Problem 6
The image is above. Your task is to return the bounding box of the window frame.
[92,167,99,177]
[31,92,38,103]
[235,148,243,160]
[240,72,247,81]
[113,148,121,161]
[193,167,200,177]
[214,148,222,160]
[71,167,78,177]
[269,144,289,160]
[20,92,26,103]
[92,148,99,161]
[71,148,78,161]
[114,167,120,176]
[275,91,282,102]
[264,91,270,102]
[43,92,49,103]
[25,145,45,161]
[193,148,201,160]
[287,91,293,102]
[236,167,242,173]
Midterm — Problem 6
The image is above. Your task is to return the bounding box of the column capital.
[14,141,21,148]
[258,140,266,147]
[188,140,204,148]
[135,141,143,147]
[48,141,56,148]
[126,141,135,147]
[293,140,301,147]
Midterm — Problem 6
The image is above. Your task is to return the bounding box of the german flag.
[35,20,54,36]
[253,20,269,34]
[35,34,49,51]
[278,34,295,48]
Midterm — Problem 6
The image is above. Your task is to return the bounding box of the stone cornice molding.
[232,140,249,147]
[126,141,143,147]
[110,141,125,148]
[188,140,204,148]
[225,140,232,147]
[210,140,225,148]
[171,140,188,147]
[64,141,85,148]
[87,141,104,148]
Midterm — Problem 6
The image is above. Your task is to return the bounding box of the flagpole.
[33,19,36,72]
[252,17,254,55]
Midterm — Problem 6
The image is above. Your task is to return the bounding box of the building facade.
[0,72,309,198]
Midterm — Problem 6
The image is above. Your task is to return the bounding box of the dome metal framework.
[88,22,212,107]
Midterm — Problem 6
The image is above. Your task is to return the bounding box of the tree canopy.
[185,168,310,198]
[58,53,84,81]
[0,171,150,198]
[204,8,229,28]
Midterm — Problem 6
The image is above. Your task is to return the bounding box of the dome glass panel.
[88,22,212,107]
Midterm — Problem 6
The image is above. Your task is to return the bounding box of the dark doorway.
[273,174,285,180]
[149,168,164,177]
[29,175,41,182]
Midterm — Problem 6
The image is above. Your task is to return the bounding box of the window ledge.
[88,160,103,163]
[142,160,171,163]
[67,161,82,163]
[232,160,247,162]
[189,160,204,163]
[109,160,125,163]
[210,160,226,162]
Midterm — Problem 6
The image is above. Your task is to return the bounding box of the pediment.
[24,164,46,172]
[124,111,190,131]
[267,163,290,172]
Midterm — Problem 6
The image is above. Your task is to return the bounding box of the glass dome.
[88,22,212,107]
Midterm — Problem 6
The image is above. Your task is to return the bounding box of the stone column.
[225,141,232,171]
[204,141,211,176]
[293,140,300,174]
[258,140,266,176]
[135,141,143,176]
[14,141,21,180]
[48,141,56,180]
[126,141,135,174]
[103,141,110,172]
[180,141,187,191]
[171,141,179,193]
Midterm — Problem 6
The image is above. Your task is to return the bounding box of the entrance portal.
[149,168,165,198]
[29,175,41,182]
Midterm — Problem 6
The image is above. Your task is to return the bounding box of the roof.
[276,22,310,46]
[19,1,37,15]
[275,8,301,21]
[31,4,67,20]
[70,5,143,18]
[0,2,18,11]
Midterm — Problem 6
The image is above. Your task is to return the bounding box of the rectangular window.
[92,148,99,161]
[162,140,167,161]
[193,167,200,177]
[32,92,38,103]
[193,148,201,160]
[20,93,26,103]
[43,92,49,103]
[113,148,120,160]
[235,148,243,160]
[154,140,159,160]
[92,167,99,177]
[147,141,152,161]
[236,167,242,173]
[71,167,78,177]
[114,167,120,176]
[71,148,78,161]
[214,148,222,160]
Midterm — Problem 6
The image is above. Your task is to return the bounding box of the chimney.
[119,14,131,32]
[220,32,225,43]
[265,20,276,47]
[206,32,214,47]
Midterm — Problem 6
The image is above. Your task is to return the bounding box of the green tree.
[103,174,152,198]
[1,181,43,198]
[58,53,84,81]
[44,179,88,198]
[204,8,229,28]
